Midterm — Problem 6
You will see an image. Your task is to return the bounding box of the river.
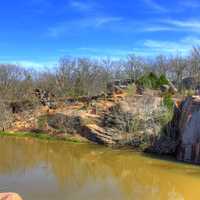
[0,137,200,200]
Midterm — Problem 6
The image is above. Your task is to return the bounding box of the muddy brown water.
[0,137,200,200]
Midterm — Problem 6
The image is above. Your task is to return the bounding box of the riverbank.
[0,131,88,144]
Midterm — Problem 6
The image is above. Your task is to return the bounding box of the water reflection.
[0,137,200,200]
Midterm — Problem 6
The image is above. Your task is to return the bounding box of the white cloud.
[144,40,183,53]
[78,47,133,55]
[47,16,123,37]
[143,25,175,32]
[48,17,187,38]
[69,0,94,11]
[58,47,136,59]
[164,19,200,29]
[143,0,168,12]
[94,17,123,27]
[143,36,200,55]
[60,45,181,58]
[181,0,200,8]
[182,36,200,44]
[0,60,56,69]
[150,19,200,33]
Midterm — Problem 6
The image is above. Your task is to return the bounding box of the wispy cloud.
[69,0,95,12]
[143,0,168,12]
[164,19,200,29]
[48,16,200,38]
[0,60,56,69]
[160,19,200,33]
[143,36,200,55]
[180,0,200,8]
[78,47,133,56]
[144,40,182,53]
[58,46,136,59]
[47,16,123,37]
[143,25,175,32]
[94,17,123,26]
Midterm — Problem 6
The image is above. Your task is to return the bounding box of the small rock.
[160,84,170,93]
[0,193,23,200]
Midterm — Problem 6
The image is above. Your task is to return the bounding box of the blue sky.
[1,0,200,68]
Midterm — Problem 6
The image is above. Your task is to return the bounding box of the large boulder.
[160,81,177,94]
[167,80,178,94]
[160,84,170,93]
[181,76,196,90]
[34,88,57,109]
[46,113,83,134]
[106,79,134,95]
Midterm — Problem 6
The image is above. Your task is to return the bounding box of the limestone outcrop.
[107,79,135,95]
[34,88,57,109]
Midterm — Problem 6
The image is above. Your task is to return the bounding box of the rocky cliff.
[148,95,200,164]
[7,78,200,164]
[176,96,200,163]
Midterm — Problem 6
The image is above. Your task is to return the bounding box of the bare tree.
[189,46,200,81]
[154,55,169,77]
[0,64,31,100]
[125,55,146,80]
[169,55,187,90]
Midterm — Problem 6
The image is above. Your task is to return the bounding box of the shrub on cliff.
[163,95,174,111]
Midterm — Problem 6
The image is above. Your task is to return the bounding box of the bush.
[158,74,170,86]
[137,72,158,89]
[137,72,169,90]
[163,95,174,111]
[37,115,48,129]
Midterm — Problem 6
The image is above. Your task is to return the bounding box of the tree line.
[1,47,200,103]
